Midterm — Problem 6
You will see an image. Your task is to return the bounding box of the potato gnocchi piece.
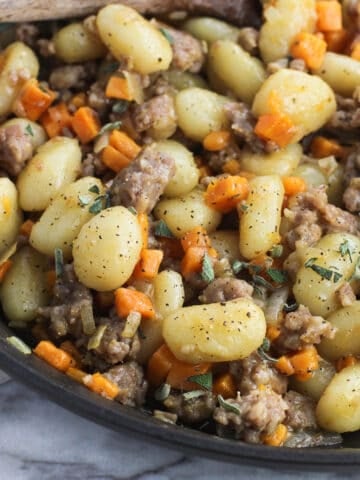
[17,137,81,212]
[1,118,47,150]
[72,206,142,291]
[182,17,240,44]
[209,230,240,263]
[0,246,49,324]
[290,358,336,401]
[0,178,22,256]
[162,298,266,363]
[313,52,360,97]
[316,364,360,433]
[252,69,336,145]
[154,187,222,238]
[240,143,302,177]
[30,177,105,259]
[293,233,360,317]
[96,4,172,74]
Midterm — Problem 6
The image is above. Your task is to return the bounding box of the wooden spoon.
[0,0,261,26]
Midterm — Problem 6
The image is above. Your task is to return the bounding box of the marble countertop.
[0,378,355,480]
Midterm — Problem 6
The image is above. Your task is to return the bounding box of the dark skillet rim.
[1,320,360,471]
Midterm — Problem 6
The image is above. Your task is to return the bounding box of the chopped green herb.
[98,121,122,136]
[183,390,206,401]
[270,244,283,258]
[89,197,104,214]
[239,203,249,212]
[339,239,354,262]
[6,336,31,354]
[217,395,241,415]
[253,274,273,290]
[304,257,343,283]
[232,260,247,275]
[88,185,100,194]
[105,192,111,209]
[267,268,287,284]
[87,325,107,350]
[201,252,215,283]
[112,100,129,114]
[160,27,174,44]
[257,337,277,363]
[127,206,137,216]
[261,337,271,352]
[54,248,64,278]
[25,124,34,137]
[78,194,90,207]
[154,383,171,401]
[154,219,175,238]
[187,372,213,391]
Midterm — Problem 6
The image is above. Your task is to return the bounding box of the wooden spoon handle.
[0,0,261,26]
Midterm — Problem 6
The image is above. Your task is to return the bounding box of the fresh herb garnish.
[187,372,213,391]
[25,124,34,137]
[112,100,129,114]
[257,337,277,363]
[267,268,287,284]
[239,203,248,212]
[89,193,110,214]
[217,395,241,415]
[54,248,64,278]
[98,121,122,136]
[253,274,274,290]
[127,206,137,216]
[201,252,215,283]
[304,258,343,283]
[269,244,283,258]
[160,27,174,44]
[339,239,354,262]
[88,185,100,194]
[232,260,247,275]
[183,390,207,401]
[154,383,171,401]
[154,219,174,238]
[78,194,91,207]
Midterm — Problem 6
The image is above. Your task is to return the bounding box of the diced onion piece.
[6,335,31,354]
[81,302,96,335]
[122,311,141,339]
[87,324,107,350]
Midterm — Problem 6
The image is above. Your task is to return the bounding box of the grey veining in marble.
[0,380,355,480]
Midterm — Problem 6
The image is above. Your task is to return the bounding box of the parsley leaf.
[339,239,354,262]
[25,124,34,137]
[154,219,174,238]
[217,395,241,415]
[183,390,207,401]
[267,268,287,284]
[88,185,100,194]
[54,248,64,278]
[304,258,343,283]
[98,121,122,136]
[154,383,171,401]
[187,372,213,391]
[201,252,215,283]
[160,28,174,44]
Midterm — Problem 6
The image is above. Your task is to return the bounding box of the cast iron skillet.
[1,320,360,471]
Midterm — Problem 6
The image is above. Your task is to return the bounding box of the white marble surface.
[0,378,355,480]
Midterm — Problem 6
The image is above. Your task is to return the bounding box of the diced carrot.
[254,113,296,148]
[60,340,82,368]
[166,362,211,391]
[310,135,345,159]
[181,246,207,277]
[84,372,119,400]
[290,32,327,70]
[324,30,349,53]
[46,269,57,292]
[147,343,177,386]
[71,92,87,108]
[132,249,164,281]
[66,367,87,383]
[71,106,100,143]
[266,325,281,342]
[291,345,319,381]
[336,355,357,372]
[316,1,343,32]
[0,260,12,283]
[351,43,360,61]
[282,176,307,196]
[204,176,249,213]
[105,76,133,101]
[114,287,155,319]
[19,219,34,237]
[262,423,288,447]
[222,159,241,175]
[213,373,237,399]
[109,129,141,160]
[12,78,56,121]
[181,226,211,252]
[275,355,295,376]
[138,213,149,249]
[33,340,74,372]
[40,102,73,138]
[101,145,132,172]
[203,130,231,151]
